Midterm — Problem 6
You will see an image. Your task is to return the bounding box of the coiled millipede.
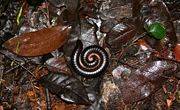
[71,40,109,77]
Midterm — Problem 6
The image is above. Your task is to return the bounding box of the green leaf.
[148,22,166,39]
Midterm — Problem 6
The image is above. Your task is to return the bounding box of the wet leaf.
[134,61,177,81]
[109,61,178,105]
[45,56,71,74]
[87,99,103,110]
[39,73,90,105]
[99,0,132,20]
[106,21,136,52]
[3,26,71,56]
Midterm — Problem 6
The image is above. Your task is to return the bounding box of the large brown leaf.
[3,26,71,56]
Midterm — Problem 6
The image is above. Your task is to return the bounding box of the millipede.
[71,40,109,77]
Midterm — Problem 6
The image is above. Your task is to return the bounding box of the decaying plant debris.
[0,0,179,110]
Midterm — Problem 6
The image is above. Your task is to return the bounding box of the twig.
[0,65,4,87]
[125,32,147,48]
[4,65,20,74]
[45,88,52,110]
[0,51,36,78]
[44,0,50,27]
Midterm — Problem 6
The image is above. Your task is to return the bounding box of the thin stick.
[0,51,36,78]
[45,88,52,110]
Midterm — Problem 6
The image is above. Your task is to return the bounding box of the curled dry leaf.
[3,26,71,56]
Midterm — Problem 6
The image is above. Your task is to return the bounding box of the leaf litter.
[0,0,180,109]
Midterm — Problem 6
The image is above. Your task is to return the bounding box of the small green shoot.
[16,2,25,25]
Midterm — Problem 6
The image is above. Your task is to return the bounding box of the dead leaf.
[45,56,71,75]
[39,73,90,105]
[3,26,71,56]
[52,103,65,110]
[107,21,136,53]
[26,91,35,97]
[166,99,172,108]
[109,60,178,105]
[138,39,151,51]
[0,106,3,110]
[174,42,180,62]
[52,102,85,110]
